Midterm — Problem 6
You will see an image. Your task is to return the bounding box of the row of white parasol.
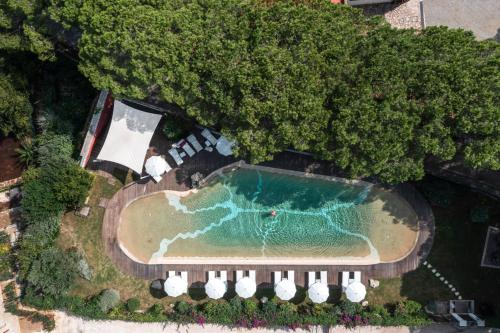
[164,275,365,303]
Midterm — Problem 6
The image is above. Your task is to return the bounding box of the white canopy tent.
[308,282,329,304]
[205,278,227,299]
[235,277,257,299]
[345,281,367,303]
[97,100,162,174]
[164,275,187,297]
[145,156,170,182]
[275,279,296,301]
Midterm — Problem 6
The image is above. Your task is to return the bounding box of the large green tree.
[54,0,499,183]
[0,0,55,60]
[0,67,32,137]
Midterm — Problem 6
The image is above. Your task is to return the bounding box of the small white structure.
[145,156,170,182]
[215,136,234,156]
[164,271,188,297]
[308,282,329,304]
[345,281,367,303]
[97,100,162,174]
[235,277,257,299]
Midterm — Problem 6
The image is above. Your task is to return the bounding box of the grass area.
[58,174,500,325]
[58,175,154,307]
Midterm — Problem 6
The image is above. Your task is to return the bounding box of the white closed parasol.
[164,275,187,297]
[205,278,227,299]
[345,281,367,303]
[235,277,257,299]
[275,279,296,301]
[308,282,329,304]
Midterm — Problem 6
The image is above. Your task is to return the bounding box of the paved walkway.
[423,0,500,40]
[0,284,20,333]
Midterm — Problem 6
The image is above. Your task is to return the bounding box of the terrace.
[82,95,434,293]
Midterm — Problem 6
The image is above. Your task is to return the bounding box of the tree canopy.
[0,0,55,60]
[0,67,32,137]
[48,0,500,183]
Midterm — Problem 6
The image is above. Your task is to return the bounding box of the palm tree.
[15,138,35,167]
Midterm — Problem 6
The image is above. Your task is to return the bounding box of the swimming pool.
[118,166,419,264]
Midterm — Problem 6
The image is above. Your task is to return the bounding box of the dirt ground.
[0,137,23,183]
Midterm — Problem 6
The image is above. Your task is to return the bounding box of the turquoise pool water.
[119,167,418,263]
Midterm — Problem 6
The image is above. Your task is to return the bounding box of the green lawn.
[58,174,500,325]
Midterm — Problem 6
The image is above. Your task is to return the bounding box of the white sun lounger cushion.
[201,128,218,145]
[274,271,281,284]
[178,139,195,157]
[287,271,294,283]
[220,271,227,282]
[168,148,183,166]
[187,134,203,152]
[320,271,327,285]
[236,270,243,281]
[354,271,361,283]
[249,270,256,281]
[342,271,350,290]
[308,272,316,287]
[168,271,175,277]
[208,271,216,280]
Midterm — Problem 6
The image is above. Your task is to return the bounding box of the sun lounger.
[308,272,316,287]
[320,271,327,285]
[274,271,282,285]
[208,271,216,280]
[220,271,227,282]
[201,128,218,146]
[187,134,203,152]
[287,270,295,283]
[168,148,183,166]
[341,271,350,291]
[177,139,196,157]
[236,270,243,281]
[249,270,256,281]
[354,271,361,283]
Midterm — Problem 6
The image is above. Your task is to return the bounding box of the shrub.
[148,303,164,316]
[16,138,35,167]
[77,256,93,280]
[204,301,234,324]
[339,300,360,316]
[21,179,65,223]
[162,117,186,140]
[36,133,73,168]
[470,206,490,224]
[395,300,423,317]
[243,299,258,317]
[175,301,191,315]
[98,289,120,313]
[52,163,93,208]
[126,298,140,312]
[26,247,79,297]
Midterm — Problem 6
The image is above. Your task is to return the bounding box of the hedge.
[22,290,430,329]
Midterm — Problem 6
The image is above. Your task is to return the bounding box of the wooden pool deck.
[96,128,434,288]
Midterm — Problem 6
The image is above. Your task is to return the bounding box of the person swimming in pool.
[271,210,277,217]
